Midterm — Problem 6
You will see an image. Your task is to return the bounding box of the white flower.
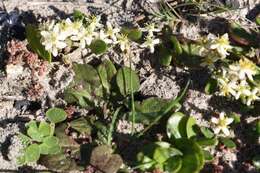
[217,69,237,97]
[142,23,160,36]
[61,18,82,37]
[229,58,257,81]
[41,24,67,57]
[233,80,251,100]
[105,22,120,42]
[140,35,160,53]
[70,26,95,48]
[94,30,113,44]
[87,15,102,31]
[246,88,260,106]
[211,112,234,136]
[208,33,232,58]
[116,34,130,52]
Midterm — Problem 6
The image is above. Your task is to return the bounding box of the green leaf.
[229,22,258,47]
[253,155,260,170]
[170,36,182,55]
[220,138,236,149]
[256,120,260,135]
[176,43,203,69]
[39,143,51,155]
[90,145,123,173]
[64,63,103,107]
[164,156,182,173]
[90,39,107,55]
[205,78,218,95]
[40,136,60,155]
[18,133,31,146]
[174,139,205,173]
[39,121,51,137]
[186,116,197,138]
[167,112,185,139]
[230,112,241,124]
[25,144,40,163]
[256,16,260,26]
[153,142,182,164]
[121,27,142,41]
[17,155,26,165]
[40,152,81,171]
[153,143,172,164]
[26,25,52,62]
[46,108,67,124]
[196,137,218,147]
[159,44,172,66]
[200,127,214,139]
[97,60,117,93]
[43,136,59,146]
[70,117,92,135]
[26,121,43,142]
[134,97,180,125]
[73,10,86,21]
[116,67,140,96]
[203,150,214,162]
[136,153,156,170]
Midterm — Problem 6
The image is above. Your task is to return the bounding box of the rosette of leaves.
[17,107,68,165]
[136,112,218,173]
[40,123,83,171]
[64,60,140,108]
[17,121,61,165]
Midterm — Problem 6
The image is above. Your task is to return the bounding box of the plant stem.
[129,51,136,135]
[107,107,121,146]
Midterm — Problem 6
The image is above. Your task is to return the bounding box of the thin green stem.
[107,107,121,146]
[129,51,136,135]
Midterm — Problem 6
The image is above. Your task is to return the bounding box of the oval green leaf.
[90,39,107,55]
[25,144,40,163]
[116,67,140,96]
[46,108,67,124]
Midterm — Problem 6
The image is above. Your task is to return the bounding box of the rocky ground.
[0,0,259,173]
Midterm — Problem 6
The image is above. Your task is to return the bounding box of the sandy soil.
[0,0,259,173]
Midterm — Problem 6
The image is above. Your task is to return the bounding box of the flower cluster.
[200,33,232,69]
[40,16,160,57]
[216,58,260,106]
[140,23,160,53]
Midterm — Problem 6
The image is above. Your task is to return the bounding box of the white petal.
[45,43,52,50]
[222,127,230,136]
[219,112,225,120]
[80,40,86,49]
[52,48,58,57]
[70,35,79,41]
[41,31,49,37]
[226,118,234,125]
[56,41,67,49]
[213,127,221,134]
[153,39,160,44]
[211,117,219,124]
[150,46,155,53]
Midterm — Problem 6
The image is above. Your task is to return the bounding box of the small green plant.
[64,60,140,109]
[17,107,67,165]
[136,111,219,173]
[17,121,60,164]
